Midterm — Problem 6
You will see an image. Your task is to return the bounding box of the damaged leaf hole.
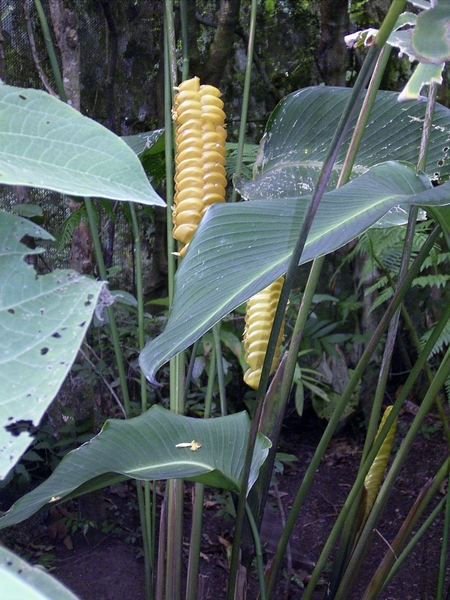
[5,420,37,437]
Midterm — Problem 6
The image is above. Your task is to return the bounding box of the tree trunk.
[316,0,350,86]
[202,0,241,88]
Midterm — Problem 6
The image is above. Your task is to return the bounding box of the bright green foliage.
[0,84,164,206]
[0,212,104,480]
[0,406,270,529]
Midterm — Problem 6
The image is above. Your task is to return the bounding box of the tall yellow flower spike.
[172,77,227,257]
[363,405,398,521]
[243,276,286,390]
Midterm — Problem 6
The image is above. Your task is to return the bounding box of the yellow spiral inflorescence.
[243,276,285,390]
[172,77,227,256]
[363,405,398,521]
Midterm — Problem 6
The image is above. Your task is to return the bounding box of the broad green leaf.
[140,87,450,382]
[0,212,104,480]
[412,0,450,63]
[252,87,450,188]
[0,545,81,600]
[0,406,270,528]
[140,161,450,382]
[0,84,164,206]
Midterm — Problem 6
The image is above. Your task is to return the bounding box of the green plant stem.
[129,204,148,411]
[362,458,449,599]
[185,348,215,600]
[375,0,406,47]
[145,482,155,594]
[384,496,446,594]
[437,461,450,600]
[179,0,189,80]
[184,338,200,399]
[137,482,153,600]
[300,225,442,600]
[165,480,183,600]
[130,203,155,599]
[230,0,257,203]
[164,10,176,304]
[212,324,227,416]
[163,4,184,600]
[230,44,381,600]
[334,345,450,599]
[33,0,67,101]
[331,75,441,598]
[83,197,130,416]
[245,502,266,600]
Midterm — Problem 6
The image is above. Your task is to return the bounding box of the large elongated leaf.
[0,545,81,600]
[0,212,104,480]
[253,87,450,189]
[0,84,164,206]
[140,87,450,382]
[0,406,270,528]
[140,162,450,382]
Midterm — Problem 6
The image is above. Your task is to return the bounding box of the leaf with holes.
[0,212,104,480]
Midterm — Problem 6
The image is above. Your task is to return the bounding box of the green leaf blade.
[0,84,165,206]
[0,406,270,528]
[140,162,440,382]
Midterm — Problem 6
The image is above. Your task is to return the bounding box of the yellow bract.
[243,276,286,390]
[172,76,227,256]
[363,405,398,520]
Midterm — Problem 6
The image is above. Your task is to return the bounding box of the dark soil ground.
[1,406,448,600]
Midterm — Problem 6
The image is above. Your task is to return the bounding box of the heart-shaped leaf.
[0,406,270,529]
[0,84,164,206]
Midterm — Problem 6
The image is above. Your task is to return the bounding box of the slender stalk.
[334,346,450,598]
[437,461,450,600]
[84,197,130,416]
[382,496,446,594]
[163,5,185,600]
[362,458,449,599]
[179,0,189,80]
[33,0,67,101]
[230,0,257,203]
[230,44,383,600]
[164,8,176,303]
[212,324,227,416]
[300,226,442,600]
[129,204,148,411]
[130,203,155,599]
[330,72,440,599]
[185,348,215,600]
[137,482,153,600]
[184,338,200,400]
[245,502,266,600]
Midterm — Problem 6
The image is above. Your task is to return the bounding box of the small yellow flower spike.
[172,77,227,257]
[363,405,398,520]
[243,276,286,390]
